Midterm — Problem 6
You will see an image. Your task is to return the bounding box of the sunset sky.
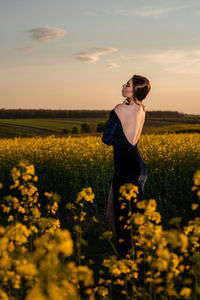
[1,0,200,114]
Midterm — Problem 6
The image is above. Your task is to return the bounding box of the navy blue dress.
[102,109,147,258]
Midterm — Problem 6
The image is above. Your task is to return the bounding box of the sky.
[0,0,200,114]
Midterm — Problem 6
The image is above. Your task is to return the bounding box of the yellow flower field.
[0,133,199,224]
[0,156,200,299]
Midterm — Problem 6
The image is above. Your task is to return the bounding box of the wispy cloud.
[146,50,188,65]
[15,26,67,54]
[84,11,100,16]
[85,5,190,18]
[107,63,120,69]
[73,47,118,63]
[140,49,200,74]
[193,10,200,15]
[117,6,185,17]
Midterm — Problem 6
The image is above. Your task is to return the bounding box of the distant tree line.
[0,108,197,119]
[62,123,92,134]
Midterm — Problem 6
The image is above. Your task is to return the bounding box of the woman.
[102,74,151,258]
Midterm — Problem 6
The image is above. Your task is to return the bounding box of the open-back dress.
[102,108,147,258]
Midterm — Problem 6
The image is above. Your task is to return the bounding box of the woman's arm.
[102,111,118,145]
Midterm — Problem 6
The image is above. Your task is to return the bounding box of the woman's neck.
[126,97,141,106]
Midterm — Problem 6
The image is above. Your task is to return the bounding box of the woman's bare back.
[114,103,145,146]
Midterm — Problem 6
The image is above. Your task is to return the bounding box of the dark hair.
[126,75,151,112]
[132,74,151,101]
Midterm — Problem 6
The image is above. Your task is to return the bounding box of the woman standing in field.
[102,74,151,258]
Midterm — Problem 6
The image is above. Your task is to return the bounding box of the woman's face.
[122,78,133,98]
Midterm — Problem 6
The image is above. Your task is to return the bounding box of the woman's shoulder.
[113,103,125,114]
[114,103,126,109]
[113,103,137,117]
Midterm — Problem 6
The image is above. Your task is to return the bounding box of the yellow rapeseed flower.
[191,203,199,210]
[179,287,192,298]
[25,286,47,300]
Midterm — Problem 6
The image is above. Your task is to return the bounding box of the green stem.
[107,238,120,258]
[109,274,113,299]
[149,281,153,300]
[129,200,135,261]
[124,276,131,300]
[78,209,82,265]
[194,275,197,300]
[143,251,146,289]
[149,258,154,300]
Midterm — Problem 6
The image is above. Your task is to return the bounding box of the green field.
[0,116,200,138]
